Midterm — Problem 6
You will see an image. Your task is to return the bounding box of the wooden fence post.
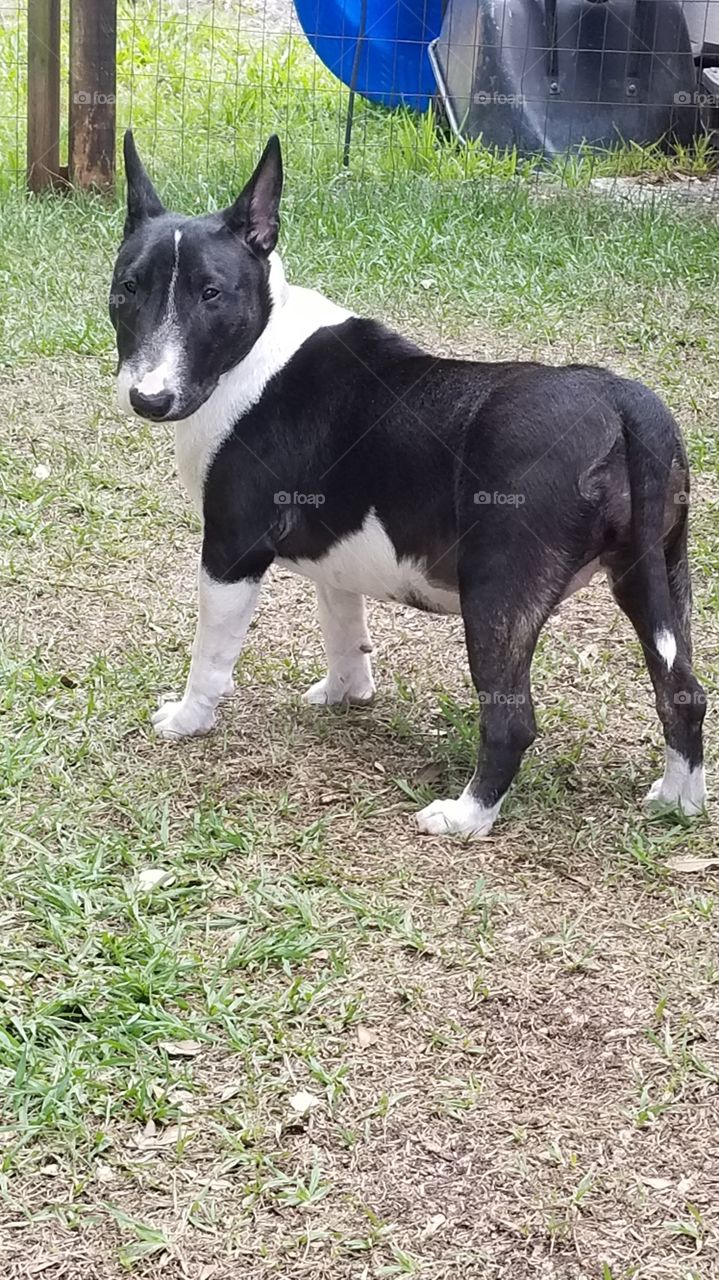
[27,0,62,191]
[68,0,117,191]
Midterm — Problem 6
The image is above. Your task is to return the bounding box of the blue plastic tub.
[294,0,442,110]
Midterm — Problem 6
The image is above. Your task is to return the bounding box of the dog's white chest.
[279,510,460,613]
[172,266,353,515]
[175,422,211,513]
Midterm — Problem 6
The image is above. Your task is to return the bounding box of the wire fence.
[3,0,719,198]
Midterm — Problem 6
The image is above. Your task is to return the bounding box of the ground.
[2,286,718,1276]
[1,4,719,1272]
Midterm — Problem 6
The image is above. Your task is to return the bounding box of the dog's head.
[111,132,283,422]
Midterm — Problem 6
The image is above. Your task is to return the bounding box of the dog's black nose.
[129,387,175,420]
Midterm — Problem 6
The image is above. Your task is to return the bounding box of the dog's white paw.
[645,777,670,807]
[643,751,706,817]
[644,775,705,817]
[221,675,236,698]
[303,673,376,707]
[151,698,215,739]
[416,792,500,837]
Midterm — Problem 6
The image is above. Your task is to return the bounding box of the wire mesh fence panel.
[4,0,719,197]
[0,3,25,185]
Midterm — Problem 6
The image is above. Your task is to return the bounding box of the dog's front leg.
[152,566,265,739]
[304,585,376,706]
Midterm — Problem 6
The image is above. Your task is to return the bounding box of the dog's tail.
[614,376,686,659]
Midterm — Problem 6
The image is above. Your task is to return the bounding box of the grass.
[1,1,719,1277]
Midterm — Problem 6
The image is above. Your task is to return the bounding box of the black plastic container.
[429,0,699,154]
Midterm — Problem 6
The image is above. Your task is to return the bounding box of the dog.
[110,131,706,837]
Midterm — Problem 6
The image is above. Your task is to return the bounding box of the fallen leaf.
[357,1025,379,1050]
[288,1090,321,1116]
[219,1083,242,1103]
[167,1086,196,1111]
[416,762,444,785]
[642,1176,673,1190]
[137,868,175,892]
[677,1175,695,1195]
[421,1213,447,1238]
[94,1162,115,1184]
[159,1039,202,1058]
[133,1123,183,1150]
[665,855,719,874]
[39,1162,60,1177]
[33,463,51,480]
[158,1124,182,1146]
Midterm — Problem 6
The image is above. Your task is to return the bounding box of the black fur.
[112,133,707,831]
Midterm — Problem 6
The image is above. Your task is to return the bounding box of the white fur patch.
[152,569,262,739]
[645,746,706,816]
[167,229,182,322]
[174,253,352,511]
[280,508,460,613]
[416,787,503,837]
[655,627,677,671]
[136,360,172,397]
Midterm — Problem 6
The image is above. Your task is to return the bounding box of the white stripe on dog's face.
[167,229,182,322]
[116,229,185,416]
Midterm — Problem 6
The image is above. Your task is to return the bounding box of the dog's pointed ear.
[123,130,165,235]
[223,135,283,256]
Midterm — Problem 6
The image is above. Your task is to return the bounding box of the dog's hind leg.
[665,517,694,659]
[304,585,376,706]
[609,382,706,812]
[417,586,545,838]
[610,546,706,816]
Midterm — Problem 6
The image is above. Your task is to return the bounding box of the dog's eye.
[123,280,137,294]
[202,286,220,301]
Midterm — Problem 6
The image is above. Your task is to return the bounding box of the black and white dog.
[111,132,707,837]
